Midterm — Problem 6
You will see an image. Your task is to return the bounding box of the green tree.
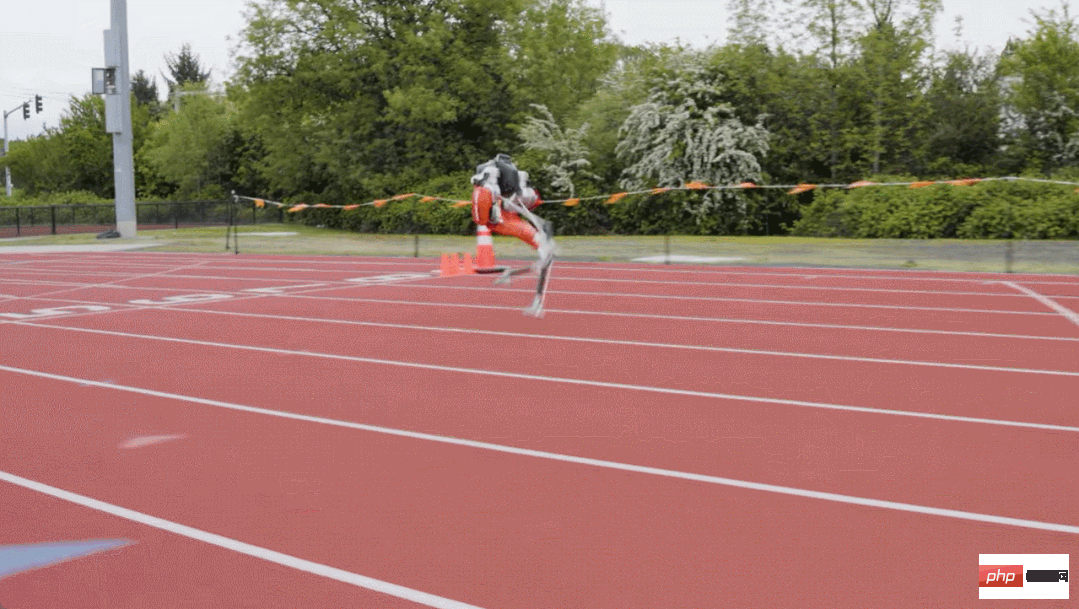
[921,46,1003,175]
[131,70,166,120]
[504,0,619,124]
[781,0,865,178]
[232,0,533,201]
[163,43,213,95]
[616,51,771,232]
[844,0,941,176]
[141,86,232,199]
[999,3,1079,172]
[727,0,777,47]
[2,94,155,198]
[517,103,598,197]
[574,43,684,191]
[131,70,159,106]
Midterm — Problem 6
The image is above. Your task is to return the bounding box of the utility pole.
[3,101,31,197]
[104,0,137,237]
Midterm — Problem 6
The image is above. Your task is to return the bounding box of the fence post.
[15,207,19,236]
[252,200,257,225]
[1006,239,1014,274]
[173,202,179,229]
[50,206,57,235]
[665,233,671,265]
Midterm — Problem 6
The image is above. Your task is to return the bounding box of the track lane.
[27,303,1078,427]
[2,372,1076,608]
[1,321,1075,525]
[0,483,420,609]
[4,280,1079,370]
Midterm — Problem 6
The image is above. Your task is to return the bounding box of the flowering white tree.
[518,104,598,197]
[615,54,771,229]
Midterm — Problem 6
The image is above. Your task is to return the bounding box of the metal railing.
[0,200,286,238]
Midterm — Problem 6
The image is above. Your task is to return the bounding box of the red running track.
[1,252,1077,608]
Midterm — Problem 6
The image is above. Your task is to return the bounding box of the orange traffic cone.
[461,252,476,274]
[476,225,496,269]
[440,253,460,277]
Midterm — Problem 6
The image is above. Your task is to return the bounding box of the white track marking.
[246,284,331,294]
[9,259,1079,293]
[61,251,1079,283]
[4,327,1077,434]
[12,259,215,303]
[128,294,235,306]
[0,471,485,609]
[1,367,1077,536]
[1005,282,1079,329]
[552,276,1027,297]
[166,306,1079,377]
[1,280,1076,342]
[0,272,1056,316]
[0,305,112,320]
[402,284,1058,316]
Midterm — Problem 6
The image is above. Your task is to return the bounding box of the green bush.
[791,179,1079,239]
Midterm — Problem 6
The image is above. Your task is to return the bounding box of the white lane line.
[172,306,1079,377]
[397,284,1056,316]
[307,297,1079,341]
[1005,282,1079,329]
[4,323,1078,434]
[1,367,1077,536]
[73,251,1079,283]
[11,264,1036,296]
[1,277,1075,341]
[9,260,1078,298]
[1,273,1054,316]
[0,470,485,609]
[553,276,1026,297]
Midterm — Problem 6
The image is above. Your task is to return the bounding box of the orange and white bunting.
[606,192,630,204]
[651,187,672,195]
[910,181,936,188]
[563,198,580,207]
[788,184,817,195]
[848,181,877,189]
[684,181,710,190]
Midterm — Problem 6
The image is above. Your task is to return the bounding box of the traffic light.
[21,102,29,120]
[35,95,42,114]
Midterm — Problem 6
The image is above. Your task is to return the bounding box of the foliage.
[616,50,770,233]
[517,104,598,197]
[1,94,155,198]
[504,0,620,123]
[8,0,1079,240]
[140,86,233,200]
[791,180,1079,239]
[163,43,213,96]
[999,4,1079,173]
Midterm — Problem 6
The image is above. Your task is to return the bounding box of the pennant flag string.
[231,176,1079,214]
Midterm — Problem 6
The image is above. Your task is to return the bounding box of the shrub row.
[790,180,1079,239]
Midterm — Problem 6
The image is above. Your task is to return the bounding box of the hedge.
[790,180,1079,239]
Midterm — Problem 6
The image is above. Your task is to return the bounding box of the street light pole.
[3,102,30,197]
[107,0,137,237]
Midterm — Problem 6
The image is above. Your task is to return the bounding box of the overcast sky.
[0,0,1068,141]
